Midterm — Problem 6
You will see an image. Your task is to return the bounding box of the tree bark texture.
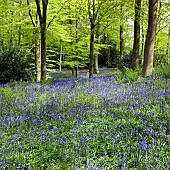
[94,31,100,74]
[141,24,145,57]
[103,33,110,67]
[75,19,78,78]
[35,0,48,81]
[120,25,124,62]
[167,27,170,65]
[142,0,158,77]
[27,0,41,81]
[59,45,62,72]
[35,40,41,81]
[89,23,95,78]
[94,54,99,74]
[88,0,97,78]
[41,0,48,80]
[18,26,21,47]
[120,6,124,64]
[132,0,141,70]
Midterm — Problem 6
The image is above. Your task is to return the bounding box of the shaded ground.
[48,68,118,80]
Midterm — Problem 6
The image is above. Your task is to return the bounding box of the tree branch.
[27,0,36,27]
[156,23,170,35]
[88,0,92,21]
[47,15,56,29]
[35,0,42,23]
[95,0,103,19]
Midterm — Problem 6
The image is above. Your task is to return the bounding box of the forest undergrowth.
[0,68,170,169]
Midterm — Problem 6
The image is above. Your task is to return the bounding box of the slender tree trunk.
[141,24,144,57]
[75,19,78,78]
[132,0,141,70]
[166,27,170,65]
[35,40,41,81]
[10,31,13,45]
[89,22,95,78]
[18,2,22,47]
[119,6,124,65]
[120,25,124,63]
[18,26,21,47]
[103,33,110,67]
[40,0,48,80]
[142,0,158,77]
[108,47,111,67]
[0,33,4,45]
[27,0,41,81]
[88,0,97,78]
[94,54,99,74]
[35,0,48,81]
[59,45,62,72]
[94,31,100,74]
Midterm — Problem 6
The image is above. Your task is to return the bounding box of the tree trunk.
[75,19,78,78]
[10,30,13,45]
[120,25,124,64]
[94,54,99,74]
[18,26,21,47]
[88,0,97,78]
[35,40,41,81]
[27,0,41,82]
[72,68,75,76]
[119,6,124,65]
[142,0,158,77]
[94,31,100,74]
[108,47,111,67]
[59,45,62,72]
[141,24,145,63]
[132,0,141,70]
[40,0,48,80]
[35,0,48,81]
[89,23,95,78]
[103,33,110,67]
[0,34,4,45]
[166,27,170,65]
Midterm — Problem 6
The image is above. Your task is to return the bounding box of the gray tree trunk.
[59,45,62,72]
[35,40,41,81]
[94,32,100,74]
[35,0,48,81]
[132,0,141,70]
[166,27,170,65]
[142,0,158,77]
[27,0,41,81]
[89,23,95,78]
[119,6,124,66]
[94,54,99,74]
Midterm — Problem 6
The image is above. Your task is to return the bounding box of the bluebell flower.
[139,141,148,150]
[120,161,125,167]
[52,126,58,131]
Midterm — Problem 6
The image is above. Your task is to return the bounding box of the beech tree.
[119,5,124,63]
[142,0,158,77]
[35,0,48,81]
[27,0,41,81]
[88,0,98,78]
[132,0,141,70]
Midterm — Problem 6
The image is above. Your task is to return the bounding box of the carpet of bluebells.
[0,72,170,169]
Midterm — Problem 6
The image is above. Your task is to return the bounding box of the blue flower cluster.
[0,75,170,169]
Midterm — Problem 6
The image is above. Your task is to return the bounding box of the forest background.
[0,0,169,83]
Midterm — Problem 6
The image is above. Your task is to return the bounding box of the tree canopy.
[0,0,169,80]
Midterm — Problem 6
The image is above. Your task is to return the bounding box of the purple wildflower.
[139,141,148,151]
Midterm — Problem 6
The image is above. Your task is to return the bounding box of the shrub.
[0,45,36,83]
[118,66,141,82]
